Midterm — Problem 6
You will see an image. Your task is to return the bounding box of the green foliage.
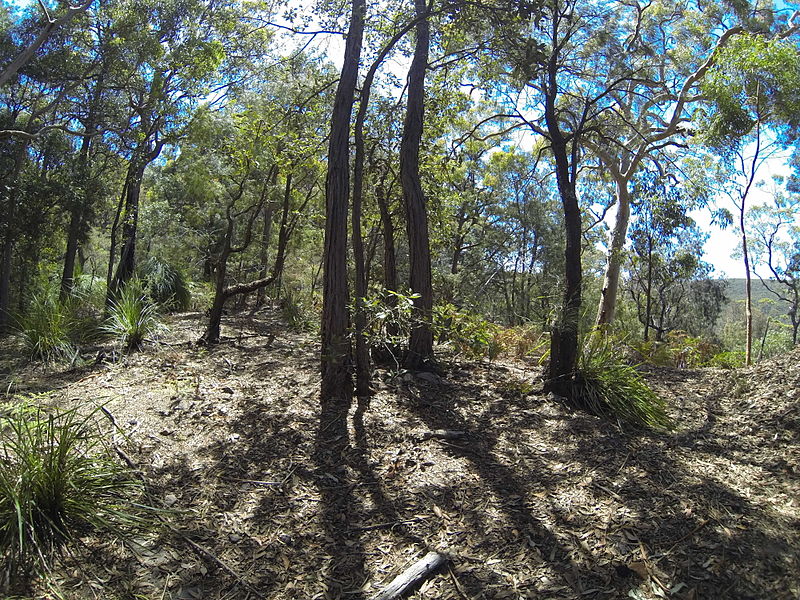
[362,289,419,360]
[433,303,503,360]
[104,279,162,350]
[493,324,548,359]
[575,333,672,431]
[627,332,719,368]
[707,350,746,369]
[701,34,800,149]
[14,294,78,363]
[13,285,103,363]
[138,257,191,312]
[280,287,317,333]
[0,403,143,587]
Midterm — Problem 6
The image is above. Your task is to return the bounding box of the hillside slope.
[1,309,798,600]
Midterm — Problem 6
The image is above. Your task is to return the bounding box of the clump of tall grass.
[139,257,190,312]
[574,331,673,431]
[0,404,143,589]
[280,287,317,332]
[14,294,77,363]
[104,279,162,350]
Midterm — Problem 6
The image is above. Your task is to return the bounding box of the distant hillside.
[720,278,793,319]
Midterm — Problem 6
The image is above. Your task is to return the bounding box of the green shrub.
[706,350,746,369]
[433,303,501,360]
[0,404,143,588]
[138,257,190,312]
[104,279,162,350]
[494,324,548,359]
[575,332,672,430]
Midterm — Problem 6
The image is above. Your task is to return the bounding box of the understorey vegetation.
[1,0,799,596]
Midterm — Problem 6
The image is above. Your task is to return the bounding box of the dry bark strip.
[370,551,448,600]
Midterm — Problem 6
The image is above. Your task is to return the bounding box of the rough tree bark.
[320,0,365,402]
[401,0,434,370]
[543,15,582,397]
[0,143,27,332]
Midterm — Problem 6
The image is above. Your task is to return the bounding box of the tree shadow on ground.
[400,365,797,599]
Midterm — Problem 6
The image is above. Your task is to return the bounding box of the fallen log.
[370,551,448,600]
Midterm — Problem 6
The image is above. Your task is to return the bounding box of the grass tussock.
[575,332,673,431]
[104,279,163,350]
[14,290,102,362]
[139,257,191,312]
[0,403,143,589]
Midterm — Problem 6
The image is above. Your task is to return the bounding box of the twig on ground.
[448,563,469,600]
[353,517,429,532]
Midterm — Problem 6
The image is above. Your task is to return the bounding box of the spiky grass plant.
[104,279,162,350]
[574,332,673,431]
[0,405,142,588]
[139,257,190,312]
[14,294,78,363]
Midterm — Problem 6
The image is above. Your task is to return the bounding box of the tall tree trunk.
[596,180,630,327]
[376,177,398,296]
[547,139,582,397]
[742,204,753,365]
[202,221,233,344]
[401,0,433,370]
[60,73,103,300]
[543,19,581,397]
[320,0,365,402]
[108,141,163,302]
[109,159,146,299]
[644,233,653,342]
[0,144,27,332]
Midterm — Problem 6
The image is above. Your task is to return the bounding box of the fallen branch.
[370,551,448,600]
[416,429,467,441]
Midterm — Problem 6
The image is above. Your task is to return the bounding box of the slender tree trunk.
[644,233,653,342]
[106,179,127,305]
[108,141,163,302]
[255,166,278,307]
[401,0,433,370]
[596,180,630,327]
[320,0,365,402]
[202,224,233,344]
[742,203,753,365]
[109,159,146,299]
[376,178,398,295]
[543,21,581,397]
[548,139,582,396]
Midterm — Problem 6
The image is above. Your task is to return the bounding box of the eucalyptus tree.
[484,147,563,325]
[749,187,800,345]
[700,32,800,363]
[321,0,365,402]
[400,0,436,369]
[0,3,96,329]
[625,176,721,341]
[0,0,92,88]
[591,2,800,329]
[105,0,251,301]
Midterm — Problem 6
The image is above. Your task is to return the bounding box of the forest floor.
[1,307,798,600]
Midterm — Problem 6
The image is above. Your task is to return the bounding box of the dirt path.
[2,309,798,599]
